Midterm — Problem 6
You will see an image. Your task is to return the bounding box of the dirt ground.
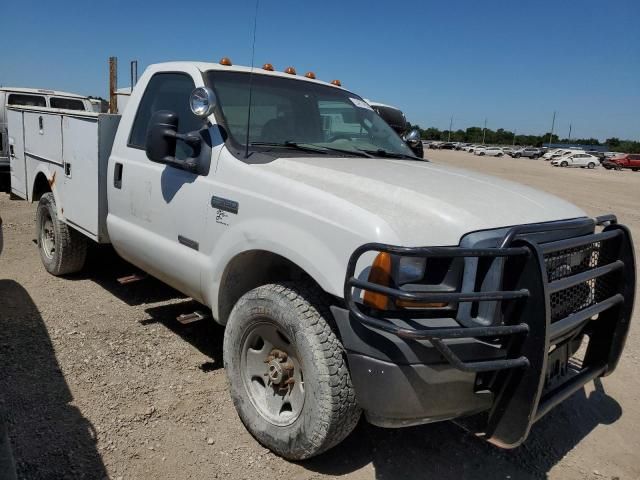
[0,149,639,480]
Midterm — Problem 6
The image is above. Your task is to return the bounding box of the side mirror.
[145,110,201,172]
[404,129,421,143]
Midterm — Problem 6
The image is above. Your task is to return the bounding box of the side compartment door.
[7,109,27,198]
[107,72,212,301]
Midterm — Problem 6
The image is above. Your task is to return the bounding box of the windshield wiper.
[250,141,373,158]
[358,148,423,161]
[249,141,331,154]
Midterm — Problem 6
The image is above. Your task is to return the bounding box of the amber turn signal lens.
[363,252,392,310]
[330,79,342,86]
[219,57,232,66]
[284,66,297,75]
[262,63,274,71]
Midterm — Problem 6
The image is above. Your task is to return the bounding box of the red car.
[603,153,640,171]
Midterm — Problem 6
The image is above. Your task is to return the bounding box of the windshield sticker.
[349,98,374,111]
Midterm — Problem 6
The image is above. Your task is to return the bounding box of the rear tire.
[36,193,87,275]
[223,282,361,460]
[561,161,568,167]
[588,162,596,169]
[515,153,521,158]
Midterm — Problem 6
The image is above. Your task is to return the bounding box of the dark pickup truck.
[603,154,640,171]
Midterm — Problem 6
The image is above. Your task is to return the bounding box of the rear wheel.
[588,162,596,169]
[223,282,361,460]
[36,193,87,275]
[497,153,503,157]
[515,153,521,158]
[532,155,539,159]
[561,161,568,167]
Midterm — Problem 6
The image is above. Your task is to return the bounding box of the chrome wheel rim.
[240,321,305,426]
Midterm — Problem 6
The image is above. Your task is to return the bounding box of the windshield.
[205,71,413,158]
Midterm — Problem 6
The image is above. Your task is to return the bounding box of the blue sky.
[3,0,639,140]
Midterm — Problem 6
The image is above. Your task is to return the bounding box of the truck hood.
[263,157,587,245]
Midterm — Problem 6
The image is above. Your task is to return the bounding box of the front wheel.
[588,162,596,169]
[532,155,539,159]
[36,193,87,275]
[561,161,568,167]
[223,283,361,460]
[514,153,521,158]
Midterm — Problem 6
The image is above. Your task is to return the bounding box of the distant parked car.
[475,146,503,157]
[551,152,599,169]
[510,147,542,159]
[602,153,640,171]
[545,149,582,161]
[501,147,515,156]
[473,146,487,155]
[466,145,482,152]
[438,142,456,150]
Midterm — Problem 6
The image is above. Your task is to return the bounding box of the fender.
[201,216,399,322]
[29,163,65,221]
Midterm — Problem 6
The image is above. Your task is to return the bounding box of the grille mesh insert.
[545,237,619,322]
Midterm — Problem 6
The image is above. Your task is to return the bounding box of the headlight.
[397,257,427,284]
[362,253,445,310]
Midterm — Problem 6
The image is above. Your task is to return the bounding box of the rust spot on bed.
[48,171,56,188]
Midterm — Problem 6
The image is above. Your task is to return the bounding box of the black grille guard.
[344,215,636,447]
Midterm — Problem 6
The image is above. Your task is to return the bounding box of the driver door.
[107,72,211,301]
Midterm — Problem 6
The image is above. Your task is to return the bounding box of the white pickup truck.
[7,60,636,460]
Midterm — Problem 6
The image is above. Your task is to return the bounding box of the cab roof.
[147,61,347,91]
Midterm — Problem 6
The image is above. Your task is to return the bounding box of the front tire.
[515,153,521,158]
[561,161,568,167]
[223,283,361,460]
[36,193,87,275]
[588,162,596,169]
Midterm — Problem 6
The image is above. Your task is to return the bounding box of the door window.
[128,73,202,160]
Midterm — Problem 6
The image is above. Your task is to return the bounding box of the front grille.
[544,236,620,322]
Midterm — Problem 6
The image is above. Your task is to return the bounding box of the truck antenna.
[244,0,260,159]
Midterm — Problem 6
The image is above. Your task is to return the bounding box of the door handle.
[114,162,123,189]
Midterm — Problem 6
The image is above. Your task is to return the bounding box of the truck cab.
[7,60,636,461]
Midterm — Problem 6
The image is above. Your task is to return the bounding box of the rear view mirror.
[404,129,421,144]
[145,110,201,172]
[146,110,178,163]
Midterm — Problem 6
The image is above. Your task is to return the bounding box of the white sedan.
[551,153,600,169]
[474,146,504,156]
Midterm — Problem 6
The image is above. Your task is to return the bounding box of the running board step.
[176,311,210,325]
[117,273,148,284]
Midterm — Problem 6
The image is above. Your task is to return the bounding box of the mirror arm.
[160,130,201,172]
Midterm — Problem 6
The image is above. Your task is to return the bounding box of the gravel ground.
[0,149,638,480]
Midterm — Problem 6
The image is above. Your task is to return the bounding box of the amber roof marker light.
[219,57,232,66]
[262,63,275,71]
[284,66,297,75]
[330,79,342,87]
[304,71,316,79]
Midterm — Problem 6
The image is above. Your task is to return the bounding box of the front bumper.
[338,216,635,447]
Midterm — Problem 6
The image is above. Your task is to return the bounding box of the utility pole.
[482,118,487,145]
[548,111,556,146]
[568,123,572,142]
[447,116,453,142]
[512,129,516,146]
